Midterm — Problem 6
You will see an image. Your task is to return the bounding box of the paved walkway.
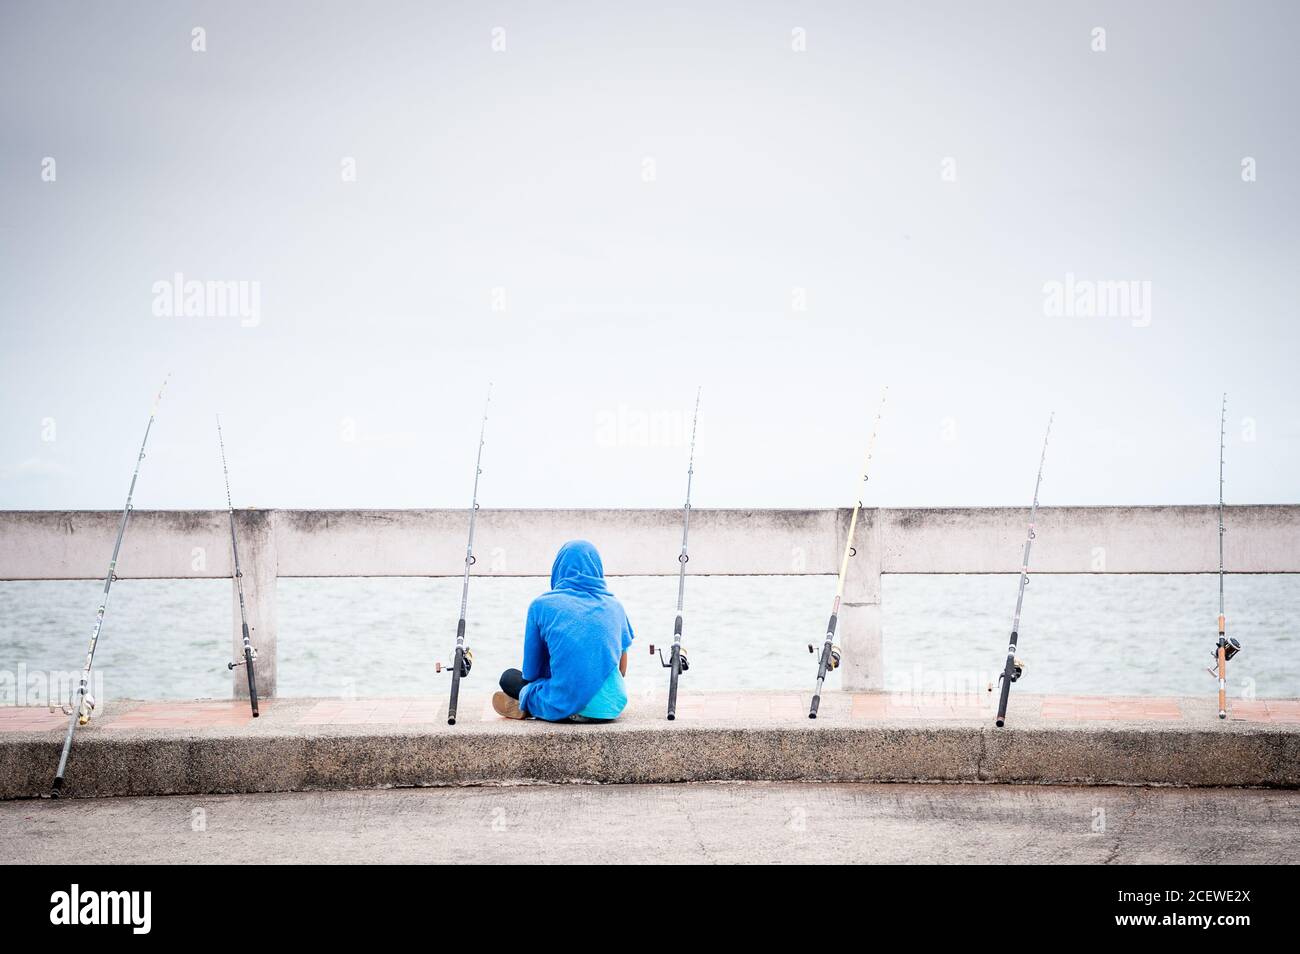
[3,782,1296,864]
[4,691,1296,733]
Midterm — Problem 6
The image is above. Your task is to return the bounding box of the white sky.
[2,1,1296,511]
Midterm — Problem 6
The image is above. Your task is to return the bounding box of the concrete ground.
[2,782,1297,864]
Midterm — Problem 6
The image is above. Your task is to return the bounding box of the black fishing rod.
[52,377,168,796]
[217,415,259,717]
[441,386,490,725]
[1210,393,1241,718]
[992,412,1053,728]
[808,389,887,719]
[649,388,700,720]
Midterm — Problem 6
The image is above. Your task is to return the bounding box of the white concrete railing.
[1,506,1297,697]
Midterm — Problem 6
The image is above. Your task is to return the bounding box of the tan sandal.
[492,691,527,720]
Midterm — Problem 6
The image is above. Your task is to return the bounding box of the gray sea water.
[1,575,1296,705]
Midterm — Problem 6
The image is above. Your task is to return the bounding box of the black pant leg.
[499,668,528,700]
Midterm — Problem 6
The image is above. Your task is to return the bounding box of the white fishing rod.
[808,388,887,719]
[52,377,168,796]
[1210,393,1240,718]
[993,412,1053,728]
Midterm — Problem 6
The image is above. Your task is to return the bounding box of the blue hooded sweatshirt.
[518,540,634,722]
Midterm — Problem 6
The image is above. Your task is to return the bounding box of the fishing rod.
[1209,393,1241,719]
[217,415,259,717]
[440,385,491,725]
[992,412,1053,728]
[649,388,700,720]
[808,388,887,719]
[52,377,168,796]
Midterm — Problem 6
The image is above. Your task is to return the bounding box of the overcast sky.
[2,1,1296,512]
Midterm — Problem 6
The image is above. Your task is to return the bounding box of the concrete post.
[839,508,883,691]
[232,509,277,699]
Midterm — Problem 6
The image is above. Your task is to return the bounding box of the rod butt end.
[995,718,1005,728]
[447,716,457,726]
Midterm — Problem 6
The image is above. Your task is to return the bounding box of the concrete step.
[3,692,1297,798]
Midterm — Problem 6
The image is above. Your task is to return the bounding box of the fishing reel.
[1206,637,1241,676]
[649,643,690,672]
[61,690,96,726]
[807,642,842,671]
[436,648,474,677]
[227,645,258,670]
[988,658,1025,691]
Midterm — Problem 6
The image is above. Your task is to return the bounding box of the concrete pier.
[4,507,1297,807]
[3,691,1297,799]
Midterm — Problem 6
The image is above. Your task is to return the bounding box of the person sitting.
[493,539,633,723]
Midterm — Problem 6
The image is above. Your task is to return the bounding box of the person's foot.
[492,691,526,720]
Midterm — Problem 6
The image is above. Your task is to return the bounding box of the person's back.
[494,540,634,722]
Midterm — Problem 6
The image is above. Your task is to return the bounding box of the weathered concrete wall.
[232,511,277,702]
[3,506,1295,580]
[2,506,1296,696]
[881,505,1300,574]
[3,721,1296,798]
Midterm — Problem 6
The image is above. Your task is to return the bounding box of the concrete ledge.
[3,694,1297,798]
